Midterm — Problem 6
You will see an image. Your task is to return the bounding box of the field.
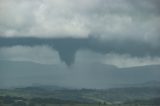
[0,86,160,106]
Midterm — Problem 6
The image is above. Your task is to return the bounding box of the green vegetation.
[0,95,160,106]
[0,86,160,106]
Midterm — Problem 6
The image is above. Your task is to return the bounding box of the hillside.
[1,83,160,103]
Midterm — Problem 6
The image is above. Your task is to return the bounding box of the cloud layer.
[0,45,61,65]
[0,0,160,43]
[1,46,160,68]
[0,37,160,66]
[0,0,160,66]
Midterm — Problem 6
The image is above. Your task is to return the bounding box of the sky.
[0,0,160,88]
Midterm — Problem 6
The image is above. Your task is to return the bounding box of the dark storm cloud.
[1,0,160,90]
[0,0,160,39]
[0,0,160,65]
[0,37,160,65]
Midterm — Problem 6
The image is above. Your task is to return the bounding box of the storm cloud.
[0,37,160,66]
[0,0,160,66]
[0,0,160,40]
[1,0,160,89]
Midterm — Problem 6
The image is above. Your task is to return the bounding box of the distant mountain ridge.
[0,60,160,89]
[1,83,160,103]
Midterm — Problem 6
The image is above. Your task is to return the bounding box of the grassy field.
[0,86,160,106]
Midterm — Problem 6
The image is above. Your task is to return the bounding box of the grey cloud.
[0,37,160,66]
[0,0,160,41]
[0,0,160,66]
[75,50,160,68]
[0,46,61,65]
[1,44,160,68]
[130,0,160,14]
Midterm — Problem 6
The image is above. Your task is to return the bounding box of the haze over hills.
[1,81,160,103]
[1,60,160,89]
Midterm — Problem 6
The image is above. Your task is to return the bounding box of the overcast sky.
[0,0,160,88]
[0,0,160,67]
[0,0,160,40]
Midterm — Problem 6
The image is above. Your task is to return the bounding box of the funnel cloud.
[0,0,160,88]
